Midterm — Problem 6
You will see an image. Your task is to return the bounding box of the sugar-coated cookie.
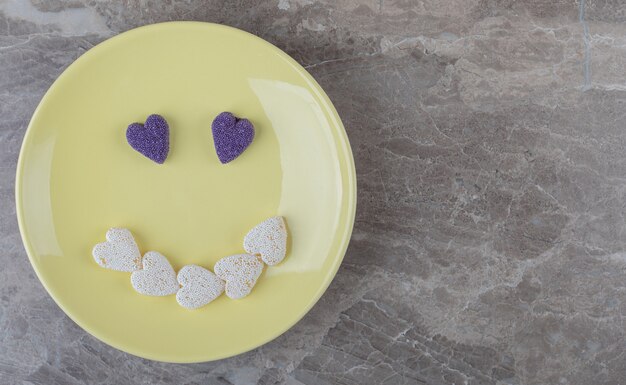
[126,114,170,164]
[130,251,179,296]
[244,216,288,266]
[92,228,142,272]
[176,265,225,309]
[213,254,263,299]
[211,112,255,164]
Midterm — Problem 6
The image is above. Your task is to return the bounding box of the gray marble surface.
[1,0,626,384]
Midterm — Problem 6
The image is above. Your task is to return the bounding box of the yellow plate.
[15,22,356,363]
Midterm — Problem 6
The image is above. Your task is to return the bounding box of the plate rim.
[15,21,357,363]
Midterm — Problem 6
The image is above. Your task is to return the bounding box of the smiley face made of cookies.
[92,113,289,310]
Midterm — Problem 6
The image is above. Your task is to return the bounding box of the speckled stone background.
[1,0,626,384]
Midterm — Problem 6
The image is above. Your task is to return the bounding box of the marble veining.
[1,1,626,384]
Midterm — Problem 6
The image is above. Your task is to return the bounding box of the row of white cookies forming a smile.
[91,217,288,309]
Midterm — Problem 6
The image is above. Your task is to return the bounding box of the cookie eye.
[211,112,255,164]
[125,112,255,165]
[126,114,170,164]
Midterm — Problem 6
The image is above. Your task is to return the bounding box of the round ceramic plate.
[15,22,355,363]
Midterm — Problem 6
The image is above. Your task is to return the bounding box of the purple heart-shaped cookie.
[212,112,255,164]
[126,114,169,164]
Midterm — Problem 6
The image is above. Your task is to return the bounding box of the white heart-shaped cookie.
[243,216,288,266]
[130,251,179,296]
[214,254,264,299]
[176,265,225,309]
[92,228,142,272]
